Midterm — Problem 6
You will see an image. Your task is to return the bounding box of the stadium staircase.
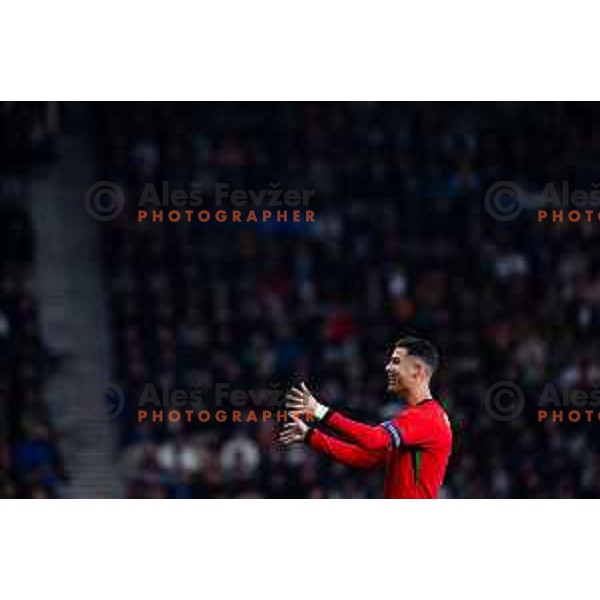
[30,109,122,498]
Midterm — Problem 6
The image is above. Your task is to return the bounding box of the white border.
[2,502,598,600]
[3,1,599,99]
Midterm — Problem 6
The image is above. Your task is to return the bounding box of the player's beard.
[387,377,405,396]
[387,377,404,395]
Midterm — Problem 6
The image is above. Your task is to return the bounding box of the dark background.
[2,101,600,498]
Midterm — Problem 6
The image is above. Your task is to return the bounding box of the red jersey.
[306,399,452,499]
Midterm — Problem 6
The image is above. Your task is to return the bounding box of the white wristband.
[314,402,329,421]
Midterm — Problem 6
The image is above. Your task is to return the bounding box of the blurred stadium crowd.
[0,102,65,498]
[3,102,600,498]
[97,102,600,498]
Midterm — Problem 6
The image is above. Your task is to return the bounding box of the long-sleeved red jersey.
[306,399,452,498]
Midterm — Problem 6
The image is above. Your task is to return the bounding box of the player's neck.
[405,386,432,406]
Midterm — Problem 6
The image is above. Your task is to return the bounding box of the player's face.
[385,347,417,394]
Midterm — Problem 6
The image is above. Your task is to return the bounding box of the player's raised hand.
[278,414,309,446]
[285,381,317,416]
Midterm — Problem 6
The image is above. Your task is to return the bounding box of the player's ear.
[414,359,427,380]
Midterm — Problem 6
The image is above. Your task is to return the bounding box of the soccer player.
[279,336,452,498]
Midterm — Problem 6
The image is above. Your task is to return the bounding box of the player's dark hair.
[394,335,440,374]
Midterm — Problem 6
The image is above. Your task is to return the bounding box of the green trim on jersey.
[413,449,422,484]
